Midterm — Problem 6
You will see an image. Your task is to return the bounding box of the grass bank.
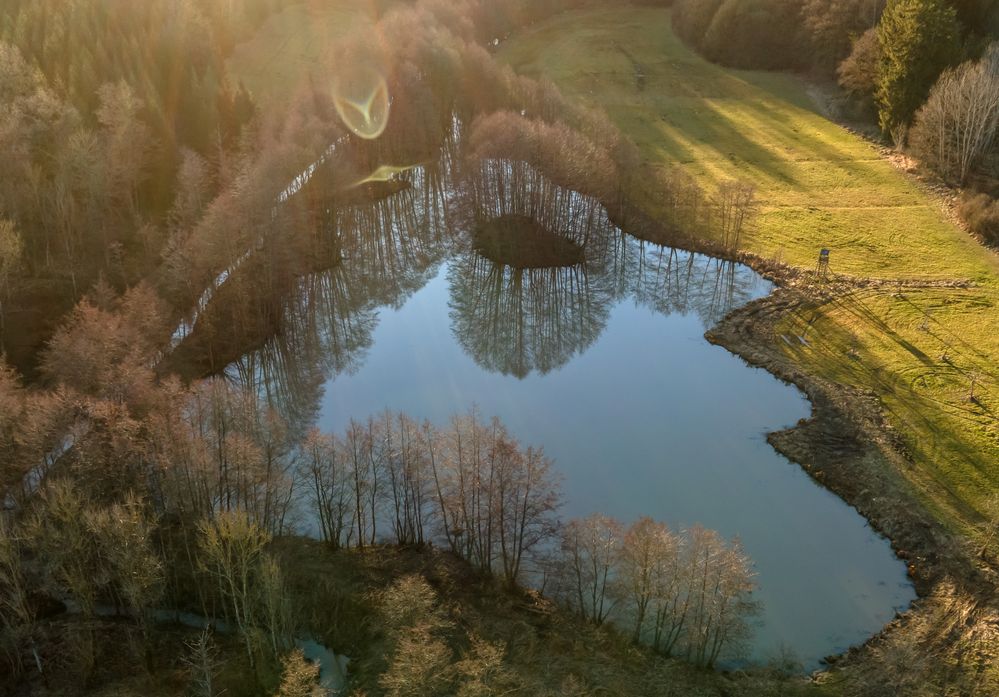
[499,5,999,283]
[501,6,999,691]
[499,3,999,545]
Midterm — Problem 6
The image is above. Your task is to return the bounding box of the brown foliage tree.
[838,28,882,100]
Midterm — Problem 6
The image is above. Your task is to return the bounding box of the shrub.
[702,0,807,70]
[958,192,999,244]
[672,0,727,51]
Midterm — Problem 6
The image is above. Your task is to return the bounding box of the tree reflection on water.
[219,154,763,430]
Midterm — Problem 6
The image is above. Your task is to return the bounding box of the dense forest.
[0,0,767,694]
[1,0,998,695]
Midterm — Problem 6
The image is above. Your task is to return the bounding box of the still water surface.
[219,160,914,668]
[312,246,913,667]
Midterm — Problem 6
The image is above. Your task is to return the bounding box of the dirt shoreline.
[703,264,999,678]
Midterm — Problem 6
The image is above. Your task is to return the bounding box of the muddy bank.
[704,279,999,676]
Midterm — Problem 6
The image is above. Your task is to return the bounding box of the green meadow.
[501,6,999,536]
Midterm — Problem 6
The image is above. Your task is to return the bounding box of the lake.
[221,159,914,668]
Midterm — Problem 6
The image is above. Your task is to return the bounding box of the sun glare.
[332,64,390,139]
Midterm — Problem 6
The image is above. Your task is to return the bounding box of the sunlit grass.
[500,5,999,537]
[775,288,999,535]
[499,6,999,283]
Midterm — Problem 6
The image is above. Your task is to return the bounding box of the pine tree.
[876,0,962,141]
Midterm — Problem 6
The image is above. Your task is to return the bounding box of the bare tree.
[911,44,999,184]
[616,517,681,645]
[298,428,353,548]
[0,515,35,676]
[556,514,623,625]
[197,510,271,664]
[0,362,25,492]
[713,180,758,251]
[96,81,151,216]
[344,417,385,547]
[169,148,213,232]
[803,0,884,71]
[647,524,693,657]
[181,628,223,697]
[495,441,561,585]
[177,379,297,533]
[683,526,758,668]
[549,516,758,666]
[258,552,295,658]
[838,27,881,99]
[86,494,164,646]
[432,410,561,582]
[383,413,433,546]
[27,481,101,616]
[0,220,21,341]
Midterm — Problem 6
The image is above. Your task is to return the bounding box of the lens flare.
[351,163,420,188]
[333,65,390,140]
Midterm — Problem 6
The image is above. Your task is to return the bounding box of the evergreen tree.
[876,0,962,141]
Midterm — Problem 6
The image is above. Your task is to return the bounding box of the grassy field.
[500,6,999,538]
[227,0,380,105]
[776,287,999,532]
[500,6,999,283]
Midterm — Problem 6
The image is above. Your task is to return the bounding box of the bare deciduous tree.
[27,481,101,616]
[86,493,164,644]
[617,516,680,645]
[344,417,385,547]
[182,628,223,697]
[911,44,999,184]
[0,220,21,341]
[197,510,270,663]
[550,516,758,667]
[714,180,758,251]
[258,552,295,658]
[555,514,623,625]
[838,27,882,99]
[96,81,151,215]
[0,516,35,676]
[683,525,758,668]
[384,413,434,547]
[172,379,297,533]
[433,410,561,583]
[298,428,354,548]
